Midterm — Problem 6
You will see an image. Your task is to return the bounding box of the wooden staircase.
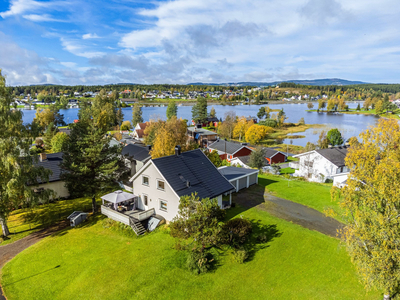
[129,217,146,236]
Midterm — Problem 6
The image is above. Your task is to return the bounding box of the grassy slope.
[1,197,98,246]
[258,174,344,222]
[1,209,379,300]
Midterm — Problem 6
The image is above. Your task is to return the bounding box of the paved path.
[234,186,344,238]
[0,220,69,300]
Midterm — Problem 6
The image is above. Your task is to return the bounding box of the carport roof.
[218,166,259,181]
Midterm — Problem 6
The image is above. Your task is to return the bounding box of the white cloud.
[82,33,101,39]
[23,14,65,22]
[60,37,105,58]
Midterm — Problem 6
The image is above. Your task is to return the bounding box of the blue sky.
[0,0,400,86]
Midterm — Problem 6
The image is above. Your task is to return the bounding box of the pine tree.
[191,97,208,124]
[132,103,143,127]
[61,116,126,213]
[0,71,53,237]
[166,100,178,120]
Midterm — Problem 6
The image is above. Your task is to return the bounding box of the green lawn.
[0,197,99,246]
[258,174,344,222]
[1,206,380,299]
[279,167,295,174]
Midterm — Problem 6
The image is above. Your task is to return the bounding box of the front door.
[143,194,149,210]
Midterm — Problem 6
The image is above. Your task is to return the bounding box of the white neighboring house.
[293,146,350,184]
[129,147,235,222]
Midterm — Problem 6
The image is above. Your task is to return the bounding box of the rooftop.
[218,166,259,181]
[122,144,151,162]
[316,146,349,167]
[208,139,251,155]
[34,152,63,183]
[152,149,234,200]
[187,127,218,136]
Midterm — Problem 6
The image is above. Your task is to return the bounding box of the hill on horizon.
[187,78,369,87]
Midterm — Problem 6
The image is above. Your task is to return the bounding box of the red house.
[208,140,253,161]
[264,148,287,164]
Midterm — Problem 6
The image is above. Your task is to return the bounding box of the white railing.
[101,206,130,225]
[131,208,155,221]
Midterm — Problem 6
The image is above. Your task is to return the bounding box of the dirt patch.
[233,186,344,238]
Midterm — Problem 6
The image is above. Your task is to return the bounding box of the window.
[143,194,148,206]
[157,180,165,191]
[142,176,149,186]
[160,200,168,211]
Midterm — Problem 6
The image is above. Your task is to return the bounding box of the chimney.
[175,145,181,156]
[39,152,47,162]
[147,145,152,151]
[328,144,333,149]
[186,180,190,187]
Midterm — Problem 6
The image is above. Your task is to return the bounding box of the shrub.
[259,118,277,128]
[222,217,253,247]
[232,248,249,264]
[186,249,214,274]
[121,120,132,131]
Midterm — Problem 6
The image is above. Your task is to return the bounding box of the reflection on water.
[20,102,378,147]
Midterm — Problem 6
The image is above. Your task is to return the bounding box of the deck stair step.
[129,217,146,236]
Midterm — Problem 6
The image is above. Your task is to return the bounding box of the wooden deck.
[101,206,155,225]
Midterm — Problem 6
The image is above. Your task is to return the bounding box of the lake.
[20,102,378,147]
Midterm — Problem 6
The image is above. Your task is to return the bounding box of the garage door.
[238,177,247,190]
[249,174,257,186]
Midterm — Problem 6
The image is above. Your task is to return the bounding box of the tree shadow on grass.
[226,182,278,219]
[246,219,282,262]
[2,265,61,287]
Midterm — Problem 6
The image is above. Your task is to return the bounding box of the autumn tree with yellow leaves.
[233,117,253,141]
[332,119,400,300]
[245,125,272,145]
[149,116,195,159]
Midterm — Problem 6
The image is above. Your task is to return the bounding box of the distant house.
[132,122,149,141]
[129,148,235,222]
[264,148,287,164]
[120,98,138,105]
[293,146,349,183]
[122,144,151,177]
[208,139,253,161]
[192,117,220,127]
[187,126,218,147]
[33,152,69,199]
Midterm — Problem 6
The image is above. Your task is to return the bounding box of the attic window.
[157,180,165,191]
[142,176,149,186]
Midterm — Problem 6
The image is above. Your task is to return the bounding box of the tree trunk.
[0,214,10,237]
[384,294,390,300]
[92,196,97,214]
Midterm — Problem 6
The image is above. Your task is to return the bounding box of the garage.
[218,166,259,193]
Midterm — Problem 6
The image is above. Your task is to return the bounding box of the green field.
[1,204,380,300]
[258,174,344,222]
[0,197,98,246]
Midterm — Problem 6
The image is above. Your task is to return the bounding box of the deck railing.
[101,206,130,225]
[131,208,155,221]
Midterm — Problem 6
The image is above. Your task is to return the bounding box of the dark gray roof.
[34,152,63,183]
[122,144,151,162]
[264,148,287,158]
[187,127,217,136]
[208,140,250,155]
[234,155,268,166]
[152,149,234,199]
[315,146,348,167]
[218,166,258,181]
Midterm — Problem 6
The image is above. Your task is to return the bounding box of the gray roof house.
[129,147,235,222]
[208,139,253,161]
[33,152,69,198]
[293,146,349,183]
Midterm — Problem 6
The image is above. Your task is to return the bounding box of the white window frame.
[157,179,165,191]
[142,175,149,186]
[160,199,168,212]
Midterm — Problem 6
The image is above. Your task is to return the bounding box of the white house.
[129,147,235,222]
[293,146,349,183]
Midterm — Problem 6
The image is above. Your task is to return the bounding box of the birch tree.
[333,119,400,300]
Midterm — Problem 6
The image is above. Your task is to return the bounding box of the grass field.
[0,197,99,246]
[258,174,344,222]
[0,204,380,300]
